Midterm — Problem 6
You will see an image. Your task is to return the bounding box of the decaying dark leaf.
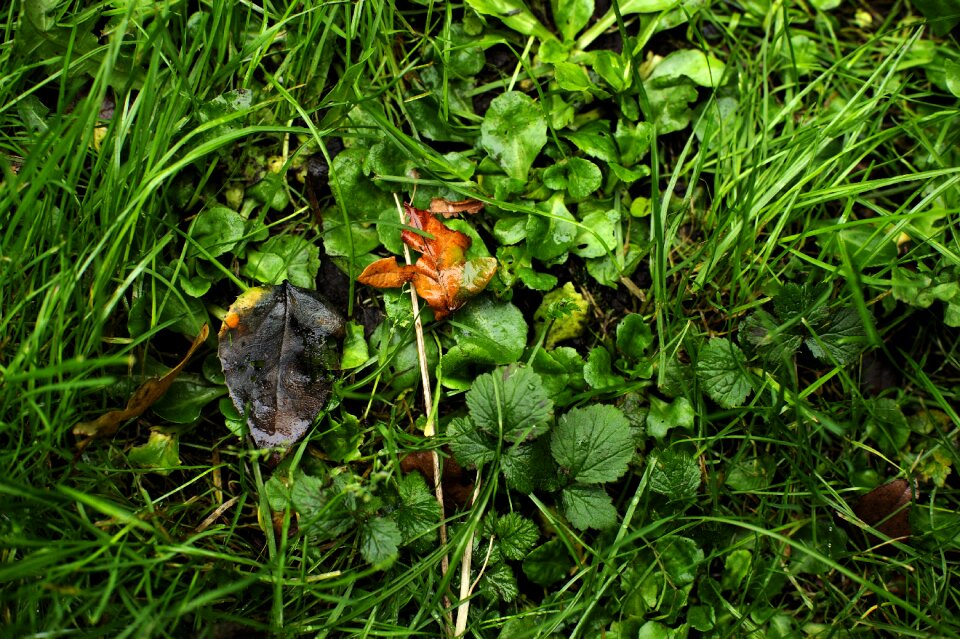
[218,281,344,450]
[357,203,497,320]
[853,478,915,541]
[74,324,210,444]
[429,198,484,218]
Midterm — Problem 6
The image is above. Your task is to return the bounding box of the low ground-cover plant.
[2,1,960,637]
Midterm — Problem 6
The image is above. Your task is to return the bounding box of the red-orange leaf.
[356,257,417,289]
[357,203,497,319]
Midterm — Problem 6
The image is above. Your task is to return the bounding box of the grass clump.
[2,1,960,637]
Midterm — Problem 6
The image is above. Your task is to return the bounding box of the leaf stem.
[393,193,452,630]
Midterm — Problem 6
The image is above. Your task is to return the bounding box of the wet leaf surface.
[218,281,344,450]
[357,203,497,320]
[853,478,915,541]
[73,324,209,446]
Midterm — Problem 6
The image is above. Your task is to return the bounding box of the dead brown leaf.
[429,198,484,218]
[853,478,915,542]
[74,324,209,443]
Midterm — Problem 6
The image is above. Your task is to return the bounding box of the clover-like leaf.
[218,282,344,450]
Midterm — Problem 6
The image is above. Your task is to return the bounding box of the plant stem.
[455,475,484,636]
[393,193,452,630]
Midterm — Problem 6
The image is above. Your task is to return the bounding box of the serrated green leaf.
[696,338,752,408]
[480,91,547,181]
[561,484,618,530]
[805,306,867,366]
[495,513,540,560]
[646,396,695,440]
[395,472,439,549]
[523,538,571,585]
[502,442,537,493]
[292,474,355,540]
[725,456,776,491]
[466,366,553,441]
[551,404,634,484]
[740,309,802,369]
[447,416,497,468]
[655,536,704,585]
[480,560,519,602]
[649,448,700,499]
[360,516,401,570]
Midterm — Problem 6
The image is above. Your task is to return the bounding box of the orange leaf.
[429,198,484,218]
[358,257,418,288]
[74,324,210,442]
[358,203,498,320]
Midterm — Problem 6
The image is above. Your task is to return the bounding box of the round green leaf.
[189,206,245,258]
[480,91,547,181]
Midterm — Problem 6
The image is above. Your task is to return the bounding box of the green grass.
[2,1,960,637]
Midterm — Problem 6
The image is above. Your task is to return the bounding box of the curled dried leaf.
[74,324,210,444]
[357,203,497,320]
[429,198,484,218]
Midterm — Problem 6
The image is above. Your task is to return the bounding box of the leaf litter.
[357,203,497,320]
[73,324,209,447]
[218,281,344,451]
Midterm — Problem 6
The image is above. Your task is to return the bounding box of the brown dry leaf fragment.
[218,281,344,451]
[853,478,915,541]
[357,203,497,320]
[74,324,209,441]
[429,198,484,218]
